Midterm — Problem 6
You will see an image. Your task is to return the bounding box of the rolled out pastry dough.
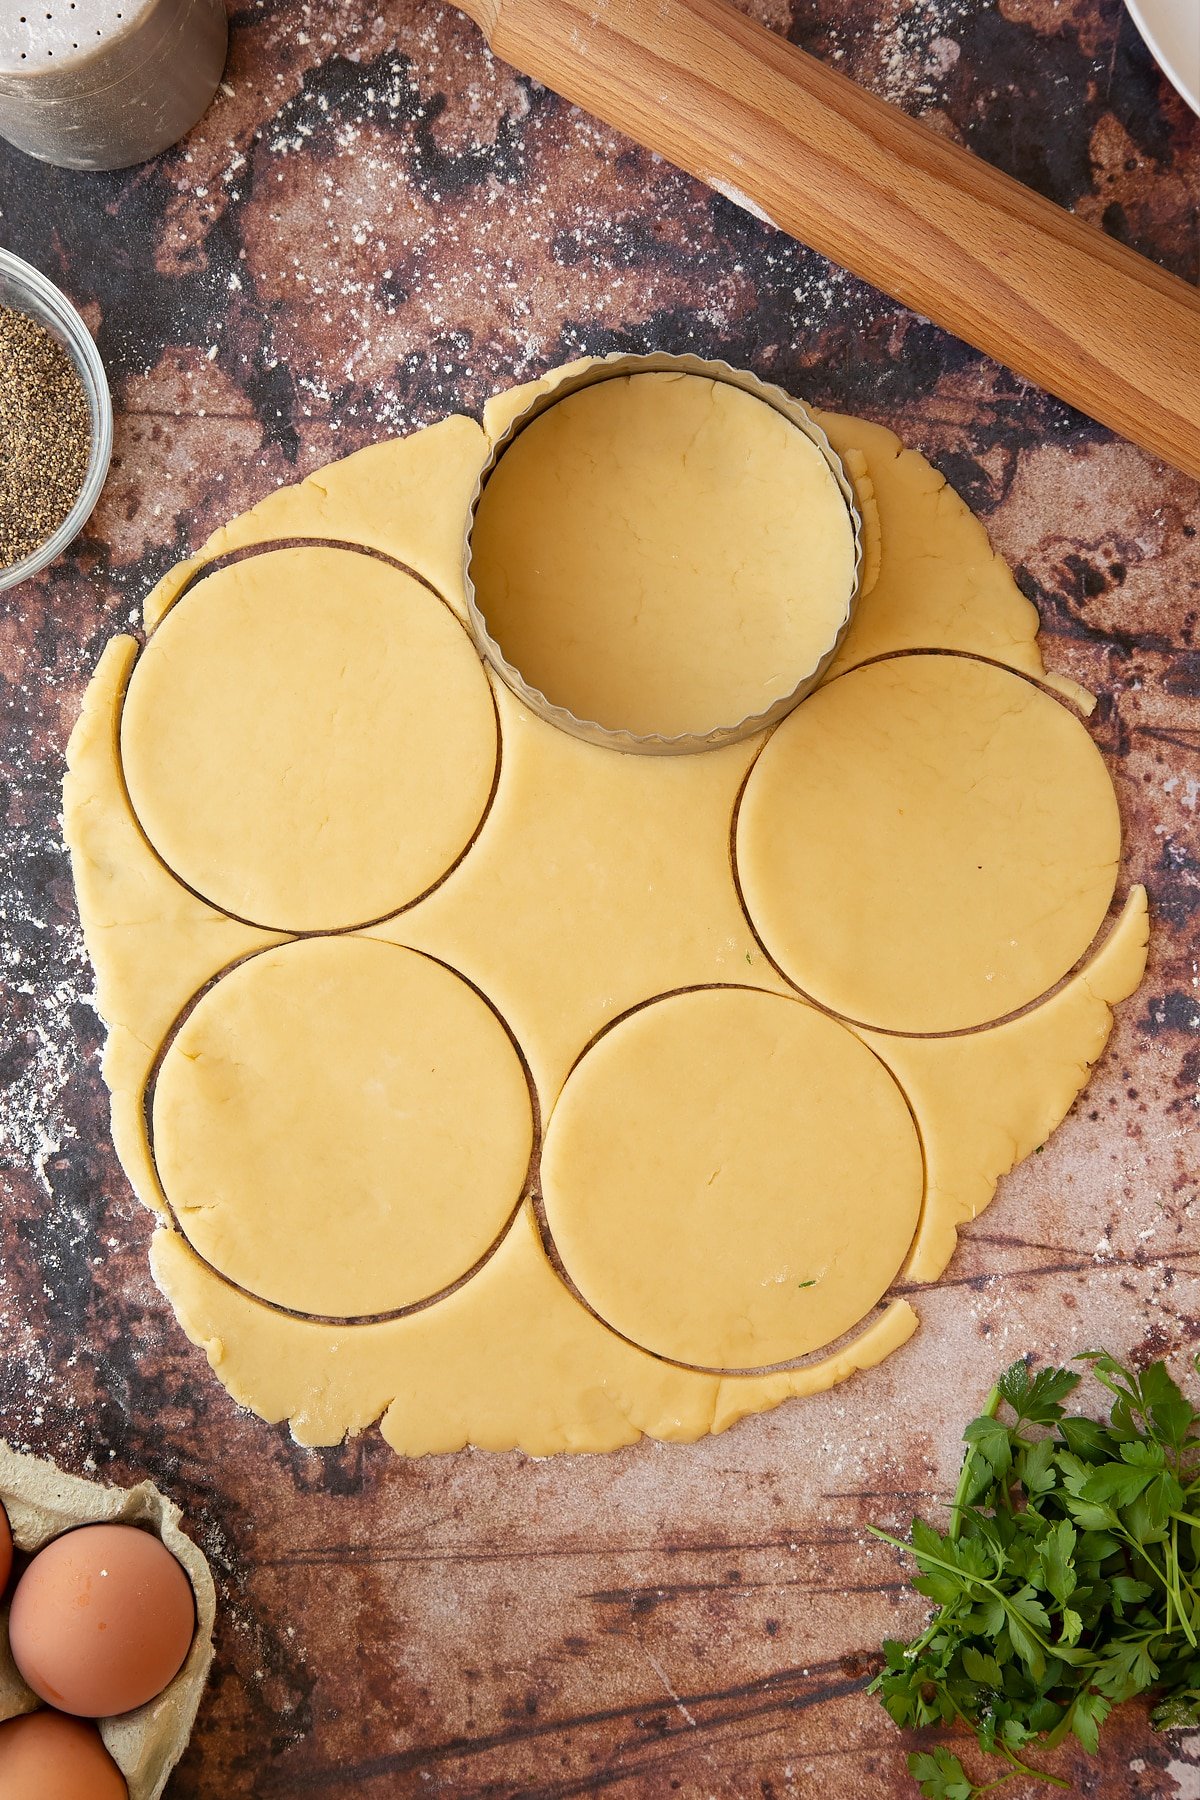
[62,361,1144,1456]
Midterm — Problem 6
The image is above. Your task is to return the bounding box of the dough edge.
[865,885,1150,1285]
[149,1205,920,1456]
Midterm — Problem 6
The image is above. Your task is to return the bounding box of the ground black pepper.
[0,304,91,570]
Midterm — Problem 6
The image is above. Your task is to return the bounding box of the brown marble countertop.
[1,2,1198,1794]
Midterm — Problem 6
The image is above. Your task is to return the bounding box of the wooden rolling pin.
[457,0,1200,481]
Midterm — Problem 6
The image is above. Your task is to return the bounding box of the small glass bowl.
[0,246,113,592]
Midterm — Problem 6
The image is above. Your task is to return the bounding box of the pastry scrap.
[63,360,1147,1456]
[389,677,782,1106]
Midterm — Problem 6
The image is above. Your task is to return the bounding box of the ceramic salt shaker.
[0,0,228,170]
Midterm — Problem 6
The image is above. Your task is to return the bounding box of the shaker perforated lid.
[0,0,227,170]
[0,0,149,74]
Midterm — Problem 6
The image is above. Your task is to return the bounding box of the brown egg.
[0,1496,12,1595]
[0,1710,128,1799]
[9,1523,195,1717]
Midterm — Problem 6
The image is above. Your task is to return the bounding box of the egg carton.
[0,1443,216,1799]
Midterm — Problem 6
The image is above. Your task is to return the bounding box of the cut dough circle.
[121,545,498,933]
[151,937,534,1319]
[539,987,923,1370]
[736,654,1121,1034]
[468,372,856,739]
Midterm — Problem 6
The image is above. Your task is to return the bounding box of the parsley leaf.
[1152,1690,1200,1730]
[963,1413,1011,1482]
[908,1748,974,1800]
[1070,1689,1111,1754]
[1038,1520,1077,1606]
[999,1359,1082,1426]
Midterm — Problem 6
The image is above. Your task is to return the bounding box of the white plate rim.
[1125,0,1200,117]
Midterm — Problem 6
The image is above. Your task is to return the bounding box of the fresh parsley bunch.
[869,1352,1200,1798]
